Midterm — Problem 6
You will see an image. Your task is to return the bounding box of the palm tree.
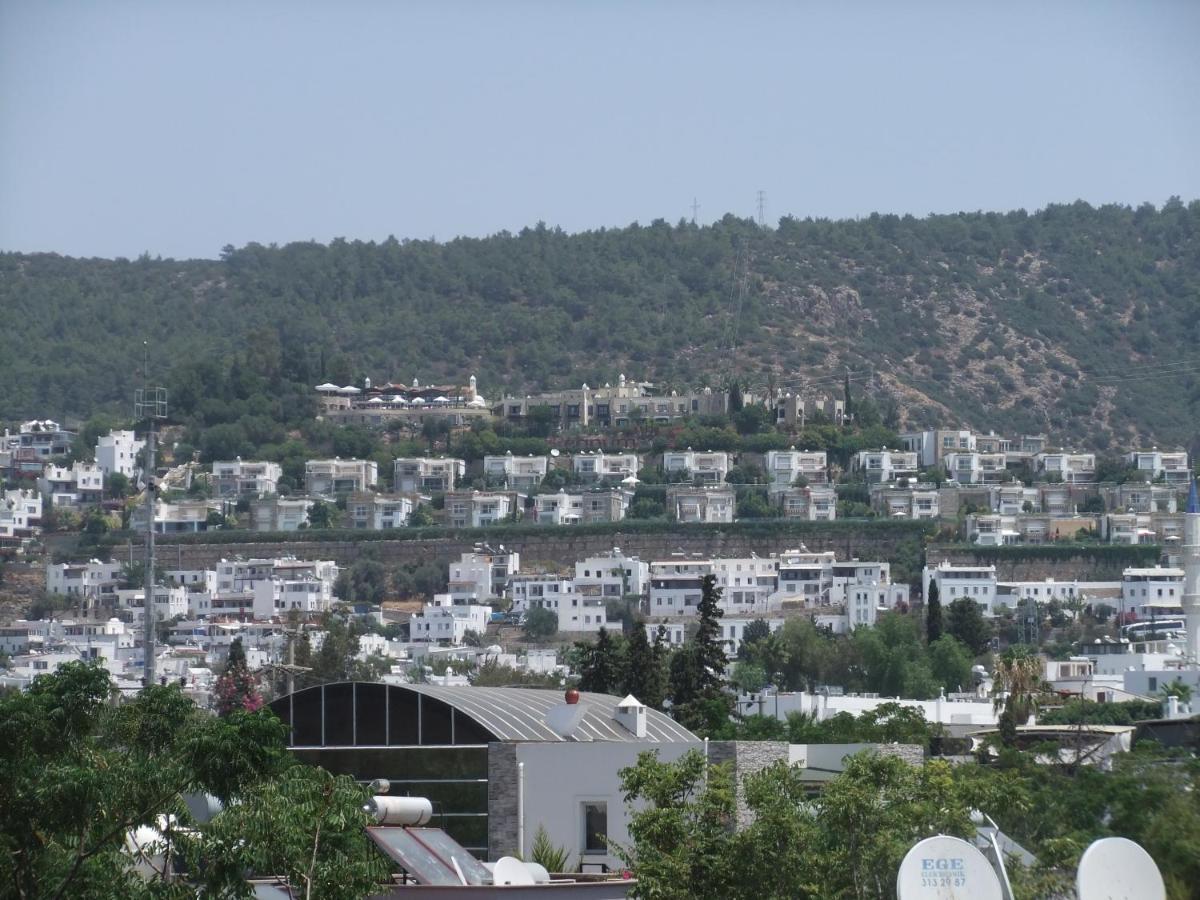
[992,647,1045,742]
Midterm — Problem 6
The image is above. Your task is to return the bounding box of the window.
[582,802,608,854]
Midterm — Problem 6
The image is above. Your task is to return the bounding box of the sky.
[2,1,1198,260]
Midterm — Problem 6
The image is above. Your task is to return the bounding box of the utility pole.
[136,343,167,688]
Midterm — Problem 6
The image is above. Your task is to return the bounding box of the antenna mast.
[756,190,766,227]
[135,342,168,688]
[690,197,700,225]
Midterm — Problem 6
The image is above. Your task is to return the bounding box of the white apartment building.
[46,559,124,605]
[304,458,378,495]
[711,557,779,615]
[347,492,414,529]
[967,514,1022,546]
[132,499,221,534]
[410,596,493,644]
[444,491,518,528]
[393,457,465,493]
[3,420,75,458]
[943,451,1007,485]
[1104,483,1179,514]
[571,451,641,483]
[250,497,312,532]
[774,394,845,428]
[0,489,42,544]
[252,573,337,618]
[668,485,735,523]
[830,560,905,629]
[851,449,919,484]
[989,484,1040,516]
[115,585,189,622]
[39,462,105,506]
[924,561,999,615]
[574,550,650,599]
[776,485,836,521]
[449,549,520,600]
[775,549,839,606]
[508,575,575,614]
[1103,512,1185,546]
[661,450,729,485]
[643,621,687,648]
[95,430,144,479]
[212,459,282,498]
[1120,567,1185,621]
[1036,451,1096,484]
[764,449,828,488]
[483,453,549,490]
[1039,483,1073,516]
[535,489,630,525]
[648,558,711,615]
[872,485,940,519]
[214,557,338,598]
[509,578,608,633]
[901,429,976,468]
[1125,449,1190,485]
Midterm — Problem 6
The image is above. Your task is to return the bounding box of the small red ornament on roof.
[565,687,580,705]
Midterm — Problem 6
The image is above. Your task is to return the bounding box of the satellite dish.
[525,861,551,883]
[550,448,561,457]
[896,835,1002,900]
[493,856,535,886]
[1076,837,1165,900]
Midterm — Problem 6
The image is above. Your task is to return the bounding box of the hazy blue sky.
[2,1,1198,260]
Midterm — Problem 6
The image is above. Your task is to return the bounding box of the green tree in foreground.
[0,662,386,898]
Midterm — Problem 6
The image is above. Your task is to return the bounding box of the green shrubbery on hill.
[2,200,1198,446]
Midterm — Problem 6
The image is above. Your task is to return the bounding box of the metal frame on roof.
[274,682,697,745]
[403,684,697,743]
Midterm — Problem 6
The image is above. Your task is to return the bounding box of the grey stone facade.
[707,740,790,828]
[487,742,519,859]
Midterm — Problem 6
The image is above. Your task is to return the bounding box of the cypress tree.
[926,579,943,644]
[577,628,622,695]
[623,624,666,710]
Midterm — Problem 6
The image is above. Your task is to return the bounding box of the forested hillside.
[2,199,1198,449]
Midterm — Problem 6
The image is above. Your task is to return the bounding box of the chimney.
[614,695,647,738]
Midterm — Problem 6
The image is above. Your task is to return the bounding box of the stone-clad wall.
[137,526,921,573]
[487,743,519,859]
[707,740,790,828]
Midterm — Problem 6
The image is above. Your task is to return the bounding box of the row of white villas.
[923,560,1191,623]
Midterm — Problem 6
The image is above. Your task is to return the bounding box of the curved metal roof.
[403,684,697,743]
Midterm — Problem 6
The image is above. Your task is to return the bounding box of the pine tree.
[693,574,727,695]
[577,628,622,695]
[926,580,943,644]
[667,575,730,732]
[214,638,263,716]
[623,625,666,710]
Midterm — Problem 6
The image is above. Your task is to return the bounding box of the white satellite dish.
[1076,837,1165,900]
[896,835,1002,900]
[493,856,535,886]
[550,448,561,457]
